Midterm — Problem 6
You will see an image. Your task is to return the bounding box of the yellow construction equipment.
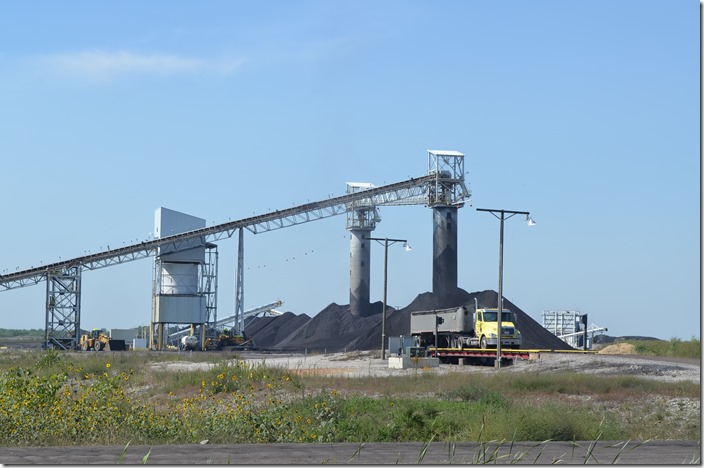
[204,329,249,350]
[79,329,126,351]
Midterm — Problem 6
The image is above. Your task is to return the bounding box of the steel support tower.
[233,228,245,333]
[427,150,469,296]
[44,266,82,349]
[346,182,381,318]
[150,243,218,351]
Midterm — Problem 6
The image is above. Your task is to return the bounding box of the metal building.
[542,310,608,350]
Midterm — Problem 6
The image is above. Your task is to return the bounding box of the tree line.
[0,329,44,338]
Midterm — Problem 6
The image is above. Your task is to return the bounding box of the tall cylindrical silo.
[433,206,458,296]
[349,229,372,318]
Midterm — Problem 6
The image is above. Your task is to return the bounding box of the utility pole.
[368,237,409,360]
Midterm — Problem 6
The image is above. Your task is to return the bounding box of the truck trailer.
[410,305,522,350]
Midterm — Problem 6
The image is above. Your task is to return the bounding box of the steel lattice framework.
[44,266,82,349]
[0,173,455,292]
[0,169,470,348]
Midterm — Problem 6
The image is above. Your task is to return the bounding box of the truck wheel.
[480,336,487,349]
[94,341,102,351]
[81,342,88,351]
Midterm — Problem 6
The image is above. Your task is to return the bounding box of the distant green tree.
[0,328,44,338]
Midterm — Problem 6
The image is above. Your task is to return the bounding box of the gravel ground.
[150,350,701,432]
[151,349,700,382]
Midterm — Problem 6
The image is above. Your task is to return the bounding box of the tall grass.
[310,369,700,400]
[630,337,700,359]
[0,349,699,447]
[332,395,627,443]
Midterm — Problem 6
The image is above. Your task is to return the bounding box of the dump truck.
[410,305,521,350]
[79,329,127,351]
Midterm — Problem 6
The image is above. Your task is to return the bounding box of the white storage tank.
[181,335,199,350]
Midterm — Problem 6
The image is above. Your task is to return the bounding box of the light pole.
[367,236,411,360]
[476,208,535,369]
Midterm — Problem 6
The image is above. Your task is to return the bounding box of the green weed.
[630,337,700,359]
[0,349,699,447]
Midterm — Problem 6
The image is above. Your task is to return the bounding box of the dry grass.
[0,348,699,446]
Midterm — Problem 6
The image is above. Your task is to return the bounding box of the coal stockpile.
[247,288,574,352]
[244,312,311,348]
[273,301,384,351]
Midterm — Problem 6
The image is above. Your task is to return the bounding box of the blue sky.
[0,1,699,340]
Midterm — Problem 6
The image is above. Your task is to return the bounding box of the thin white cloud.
[37,50,244,81]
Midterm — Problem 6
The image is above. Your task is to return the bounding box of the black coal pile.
[247,288,574,352]
[244,312,311,348]
[273,301,384,351]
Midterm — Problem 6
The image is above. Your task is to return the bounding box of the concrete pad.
[388,356,439,369]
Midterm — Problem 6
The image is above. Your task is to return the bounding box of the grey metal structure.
[203,246,218,348]
[542,310,608,350]
[542,310,581,337]
[150,244,218,351]
[0,173,438,291]
[44,266,82,350]
[233,228,245,333]
[1,156,470,347]
[346,182,381,318]
[168,300,282,342]
[346,151,471,317]
[427,150,470,296]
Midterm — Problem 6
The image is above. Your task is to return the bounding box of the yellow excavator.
[79,329,126,351]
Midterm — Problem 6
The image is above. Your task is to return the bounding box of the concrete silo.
[345,152,470,318]
[427,150,469,296]
[346,183,380,318]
